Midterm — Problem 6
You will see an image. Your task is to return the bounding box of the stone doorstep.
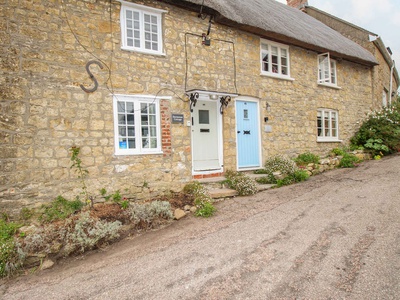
[208,188,238,199]
[198,174,275,199]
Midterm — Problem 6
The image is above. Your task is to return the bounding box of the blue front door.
[236,100,261,169]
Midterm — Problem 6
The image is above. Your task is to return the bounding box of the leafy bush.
[264,154,298,175]
[351,103,400,155]
[276,169,310,187]
[224,171,257,196]
[338,153,360,168]
[294,152,320,166]
[183,182,216,217]
[39,196,84,223]
[194,201,216,217]
[255,173,277,184]
[331,147,346,156]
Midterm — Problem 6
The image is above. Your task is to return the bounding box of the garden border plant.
[351,102,400,156]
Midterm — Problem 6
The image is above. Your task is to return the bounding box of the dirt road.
[2,154,400,299]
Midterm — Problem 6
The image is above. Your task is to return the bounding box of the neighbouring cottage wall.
[305,7,398,109]
[1,0,374,214]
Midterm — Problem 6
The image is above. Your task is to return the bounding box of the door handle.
[237,131,241,134]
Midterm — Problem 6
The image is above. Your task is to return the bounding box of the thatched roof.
[161,0,378,66]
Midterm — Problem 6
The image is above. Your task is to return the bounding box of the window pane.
[134,21,140,30]
[127,126,135,137]
[134,30,140,38]
[150,127,157,137]
[262,51,269,72]
[134,39,140,48]
[117,101,125,113]
[152,24,157,33]
[151,15,157,23]
[127,29,133,38]
[149,115,156,125]
[324,112,330,136]
[126,10,132,19]
[142,137,149,148]
[317,111,322,137]
[128,138,136,149]
[199,110,209,124]
[149,104,155,114]
[118,126,126,136]
[127,114,134,124]
[144,14,150,22]
[133,11,139,20]
[142,127,149,136]
[152,43,158,51]
[150,138,157,148]
[119,138,127,149]
[141,103,148,113]
[118,114,126,124]
[126,102,134,113]
[126,20,133,28]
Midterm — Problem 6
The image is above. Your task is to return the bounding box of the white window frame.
[260,39,293,80]
[113,94,162,155]
[119,1,166,55]
[318,53,338,87]
[317,108,340,142]
[382,90,388,107]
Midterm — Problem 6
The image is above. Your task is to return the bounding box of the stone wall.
[0,0,377,214]
[305,7,398,109]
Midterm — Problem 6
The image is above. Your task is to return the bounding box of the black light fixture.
[220,96,231,114]
[189,92,199,112]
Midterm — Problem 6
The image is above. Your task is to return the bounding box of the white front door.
[192,100,221,172]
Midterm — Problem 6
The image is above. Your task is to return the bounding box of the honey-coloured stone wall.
[0,0,378,214]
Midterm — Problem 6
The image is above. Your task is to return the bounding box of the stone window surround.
[317,108,341,142]
[119,0,166,56]
[112,94,172,156]
[260,39,294,80]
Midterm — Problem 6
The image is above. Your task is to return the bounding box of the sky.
[275,0,400,69]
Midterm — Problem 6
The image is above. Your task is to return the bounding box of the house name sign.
[171,114,184,124]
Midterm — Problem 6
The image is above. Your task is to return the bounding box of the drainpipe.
[389,60,395,105]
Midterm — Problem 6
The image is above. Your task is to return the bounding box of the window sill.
[121,47,166,57]
[318,83,341,90]
[260,72,295,81]
[114,151,164,156]
[317,138,342,143]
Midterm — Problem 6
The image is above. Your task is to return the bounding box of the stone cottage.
[288,0,399,108]
[1,0,398,213]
